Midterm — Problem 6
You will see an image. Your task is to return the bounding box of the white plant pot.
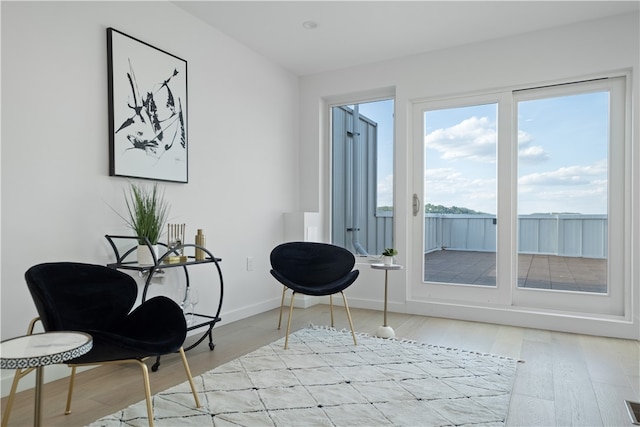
[137,244,158,266]
[383,256,394,265]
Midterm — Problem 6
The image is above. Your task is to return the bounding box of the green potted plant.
[382,248,398,265]
[120,182,170,265]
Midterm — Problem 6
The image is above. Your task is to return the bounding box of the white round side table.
[1,331,92,427]
[370,263,404,338]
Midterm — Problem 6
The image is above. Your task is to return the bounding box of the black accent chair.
[7,262,201,427]
[270,242,359,349]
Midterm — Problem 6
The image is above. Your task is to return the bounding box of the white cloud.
[424,168,496,214]
[426,117,551,164]
[425,116,496,163]
[422,116,606,213]
[518,184,607,214]
[519,145,548,162]
[517,160,608,213]
[519,161,607,186]
[518,129,549,163]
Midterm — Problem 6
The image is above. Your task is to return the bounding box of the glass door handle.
[413,193,420,216]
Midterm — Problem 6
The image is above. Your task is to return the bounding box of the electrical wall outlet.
[246,256,254,271]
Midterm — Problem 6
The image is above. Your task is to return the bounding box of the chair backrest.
[25,262,137,332]
[270,242,356,285]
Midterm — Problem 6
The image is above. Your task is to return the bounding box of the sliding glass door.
[411,77,627,316]
[411,93,508,305]
[512,78,626,315]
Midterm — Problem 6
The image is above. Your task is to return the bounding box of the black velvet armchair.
[4,262,200,427]
[270,242,359,349]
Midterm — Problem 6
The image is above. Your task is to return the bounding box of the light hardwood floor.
[2,305,639,426]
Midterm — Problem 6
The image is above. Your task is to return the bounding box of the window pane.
[517,91,608,293]
[331,99,394,255]
[423,103,497,286]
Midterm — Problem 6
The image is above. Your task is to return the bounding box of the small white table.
[371,263,403,338]
[0,332,92,427]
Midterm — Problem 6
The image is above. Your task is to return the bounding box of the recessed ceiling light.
[302,21,318,30]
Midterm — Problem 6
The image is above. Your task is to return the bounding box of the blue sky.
[425,103,498,214]
[354,92,608,215]
[516,92,608,215]
[358,100,395,207]
[425,92,608,215]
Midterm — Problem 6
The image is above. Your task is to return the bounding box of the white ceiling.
[172,1,640,76]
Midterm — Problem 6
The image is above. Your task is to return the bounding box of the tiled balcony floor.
[424,250,607,293]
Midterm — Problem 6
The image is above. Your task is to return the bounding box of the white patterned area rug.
[89,326,520,426]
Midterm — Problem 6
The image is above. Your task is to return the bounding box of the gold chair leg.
[284,291,296,349]
[64,366,77,414]
[329,294,334,327]
[179,347,201,408]
[1,367,35,427]
[341,292,357,346]
[65,358,158,426]
[277,286,287,330]
[135,360,154,427]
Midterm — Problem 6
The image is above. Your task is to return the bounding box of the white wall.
[298,12,640,338]
[1,1,298,392]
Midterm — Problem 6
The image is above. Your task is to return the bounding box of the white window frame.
[511,77,629,316]
[411,92,512,306]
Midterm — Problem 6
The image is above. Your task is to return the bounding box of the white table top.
[371,263,404,270]
[0,332,92,370]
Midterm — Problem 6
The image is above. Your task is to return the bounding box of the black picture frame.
[107,28,188,183]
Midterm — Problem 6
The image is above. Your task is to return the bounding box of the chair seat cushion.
[67,296,187,364]
[270,269,359,296]
[67,329,182,363]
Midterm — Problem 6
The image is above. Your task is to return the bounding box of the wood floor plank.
[551,333,604,425]
[580,334,639,387]
[553,377,603,426]
[593,381,638,426]
[506,393,556,427]
[489,325,524,359]
[513,339,554,401]
[406,316,453,345]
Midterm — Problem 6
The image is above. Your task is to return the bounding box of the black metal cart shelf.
[105,235,224,371]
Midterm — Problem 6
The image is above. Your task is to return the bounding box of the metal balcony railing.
[368,213,607,259]
[424,214,607,259]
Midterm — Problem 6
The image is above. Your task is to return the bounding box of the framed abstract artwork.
[107,28,188,183]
